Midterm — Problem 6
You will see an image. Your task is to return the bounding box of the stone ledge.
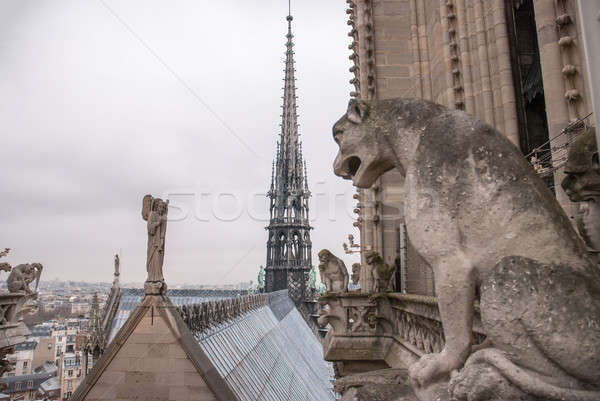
[335,368,417,401]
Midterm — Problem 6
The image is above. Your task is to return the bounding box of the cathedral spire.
[265,6,312,302]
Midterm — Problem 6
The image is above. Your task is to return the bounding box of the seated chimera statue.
[7,263,43,294]
[365,251,395,292]
[318,249,349,293]
[332,98,600,401]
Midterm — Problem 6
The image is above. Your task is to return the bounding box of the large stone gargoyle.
[332,98,600,400]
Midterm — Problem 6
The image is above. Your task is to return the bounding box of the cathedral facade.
[346,0,595,296]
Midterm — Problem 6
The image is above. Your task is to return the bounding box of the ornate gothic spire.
[265,6,313,302]
[272,8,305,198]
[87,292,105,359]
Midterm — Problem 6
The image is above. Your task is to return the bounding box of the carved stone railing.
[0,292,33,380]
[318,292,485,368]
[177,294,267,337]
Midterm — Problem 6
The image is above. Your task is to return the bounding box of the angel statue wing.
[142,194,154,221]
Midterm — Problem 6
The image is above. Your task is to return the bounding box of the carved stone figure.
[114,254,120,277]
[0,248,11,273]
[7,263,42,294]
[317,249,349,293]
[332,98,600,400]
[141,195,169,295]
[561,127,600,260]
[257,265,265,291]
[309,266,317,289]
[365,251,395,293]
[351,263,360,285]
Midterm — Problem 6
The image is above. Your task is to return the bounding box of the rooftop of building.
[39,376,60,392]
[29,326,51,338]
[14,341,37,351]
[33,362,57,376]
[0,372,55,394]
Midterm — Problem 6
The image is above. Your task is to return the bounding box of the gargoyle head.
[561,127,600,202]
[365,250,383,266]
[318,249,334,270]
[332,99,397,188]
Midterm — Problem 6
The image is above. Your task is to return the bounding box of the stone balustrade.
[318,292,486,371]
[177,294,267,337]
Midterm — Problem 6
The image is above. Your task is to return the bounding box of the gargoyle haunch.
[332,98,600,400]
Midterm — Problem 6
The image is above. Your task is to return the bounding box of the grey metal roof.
[14,341,37,351]
[30,326,52,338]
[39,376,60,391]
[0,373,54,394]
[195,298,335,401]
[106,288,245,343]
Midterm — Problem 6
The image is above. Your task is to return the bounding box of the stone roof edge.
[159,296,238,401]
[69,294,238,401]
[101,285,121,338]
[68,295,152,401]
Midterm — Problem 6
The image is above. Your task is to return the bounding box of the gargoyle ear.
[347,99,369,124]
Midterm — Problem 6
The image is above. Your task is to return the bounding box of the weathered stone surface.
[85,304,218,401]
[332,98,600,400]
[561,127,600,260]
[335,368,416,401]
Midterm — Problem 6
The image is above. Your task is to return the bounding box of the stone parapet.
[318,292,485,372]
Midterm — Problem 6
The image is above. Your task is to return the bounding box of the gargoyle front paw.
[408,351,462,388]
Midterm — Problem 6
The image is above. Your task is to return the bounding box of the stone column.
[532,0,574,215]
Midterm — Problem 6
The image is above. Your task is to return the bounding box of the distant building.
[51,325,67,365]
[29,325,52,341]
[31,337,55,372]
[38,375,60,400]
[59,352,84,400]
[6,341,37,377]
[0,372,55,401]
[70,303,90,316]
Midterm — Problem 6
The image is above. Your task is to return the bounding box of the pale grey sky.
[0,0,360,285]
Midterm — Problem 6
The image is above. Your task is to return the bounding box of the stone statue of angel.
[142,194,168,294]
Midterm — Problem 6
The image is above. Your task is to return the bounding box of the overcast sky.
[0,0,360,286]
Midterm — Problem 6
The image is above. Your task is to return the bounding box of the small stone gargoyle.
[365,251,395,293]
[317,249,349,293]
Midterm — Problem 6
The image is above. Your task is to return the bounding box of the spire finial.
[287,0,293,22]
